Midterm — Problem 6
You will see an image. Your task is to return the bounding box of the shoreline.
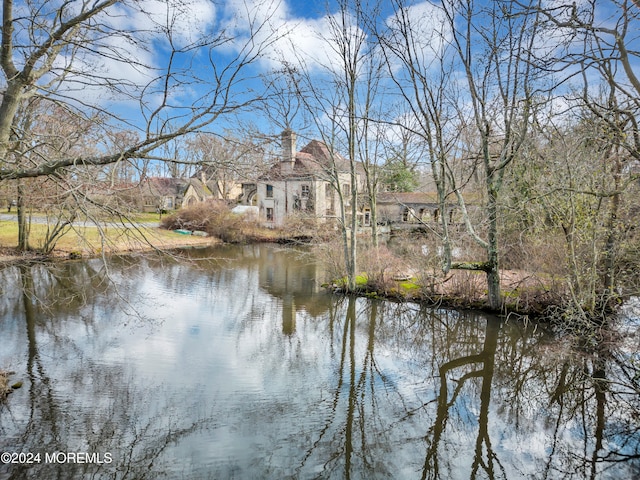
[0,228,597,321]
[326,267,564,320]
[0,229,219,264]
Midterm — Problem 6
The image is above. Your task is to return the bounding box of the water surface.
[1,244,639,479]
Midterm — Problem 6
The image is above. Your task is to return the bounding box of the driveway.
[0,213,159,228]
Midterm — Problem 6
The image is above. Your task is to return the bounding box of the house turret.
[281,129,296,174]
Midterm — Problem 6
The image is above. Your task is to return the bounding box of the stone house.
[139,177,187,212]
[182,167,244,207]
[256,130,364,226]
[181,178,214,207]
[375,192,459,226]
[139,168,244,212]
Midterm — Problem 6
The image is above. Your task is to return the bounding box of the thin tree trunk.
[486,188,501,310]
[17,181,29,251]
[603,157,622,296]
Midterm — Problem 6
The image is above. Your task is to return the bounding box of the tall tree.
[379,0,460,274]
[442,0,542,309]
[381,0,543,310]
[0,0,280,250]
[284,0,384,290]
[535,0,640,309]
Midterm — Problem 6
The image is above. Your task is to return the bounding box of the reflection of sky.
[1,247,640,479]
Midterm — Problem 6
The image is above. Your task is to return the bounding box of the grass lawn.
[0,219,216,258]
[126,211,166,223]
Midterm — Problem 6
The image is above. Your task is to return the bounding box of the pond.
[0,244,639,479]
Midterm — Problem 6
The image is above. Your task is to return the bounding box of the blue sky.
[93,0,357,134]
[19,0,636,156]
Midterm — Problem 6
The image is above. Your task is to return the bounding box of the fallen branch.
[451,261,491,272]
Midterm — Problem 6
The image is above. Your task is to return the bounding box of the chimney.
[281,129,296,174]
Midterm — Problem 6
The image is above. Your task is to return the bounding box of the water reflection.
[2,262,214,479]
[0,245,638,479]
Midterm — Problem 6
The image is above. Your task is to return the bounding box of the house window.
[403,208,415,222]
[301,184,310,198]
[266,207,274,221]
[325,184,334,214]
[266,184,273,198]
[343,183,350,194]
[364,210,371,226]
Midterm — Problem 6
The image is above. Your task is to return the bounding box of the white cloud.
[385,1,451,67]
[44,0,220,120]
[217,0,370,75]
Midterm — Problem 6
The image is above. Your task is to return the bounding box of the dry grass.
[0,370,12,401]
[160,202,290,244]
[0,219,217,260]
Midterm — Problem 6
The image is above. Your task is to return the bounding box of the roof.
[142,177,187,196]
[259,139,361,181]
[185,178,213,198]
[376,192,440,205]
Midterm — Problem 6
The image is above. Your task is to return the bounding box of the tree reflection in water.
[293,297,640,479]
[1,262,216,479]
[0,247,638,479]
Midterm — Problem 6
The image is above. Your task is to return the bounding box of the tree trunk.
[486,186,501,310]
[17,181,29,251]
[602,157,622,296]
[369,188,379,248]
[348,180,358,291]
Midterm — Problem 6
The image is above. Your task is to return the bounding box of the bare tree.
[282,0,385,290]
[185,131,268,200]
[260,64,312,132]
[534,0,640,311]
[440,0,542,309]
[379,0,543,309]
[0,0,281,250]
[379,0,461,274]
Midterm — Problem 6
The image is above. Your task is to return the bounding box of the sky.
[7,0,638,157]
[79,0,366,134]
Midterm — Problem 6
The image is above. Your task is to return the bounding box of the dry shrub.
[282,213,336,241]
[160,200,225,231]
[161,201,264,243]
[314,237,346,282]
[444,271,485,302]
[500,270,567,314]
[500,230,567,276]
[358,245,412,292]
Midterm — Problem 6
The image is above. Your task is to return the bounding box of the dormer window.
[266,184,273,198]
